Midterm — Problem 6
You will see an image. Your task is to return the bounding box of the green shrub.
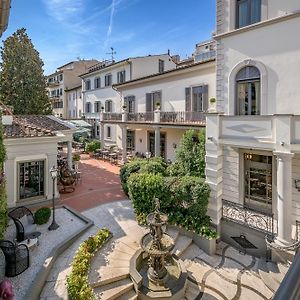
[85,140,100,153]
[34,207,51,225]
[120,157,167,195]
[0,182,7,239]
[66,228,111,300]
[128,173,165,217]
[73,153,80,162]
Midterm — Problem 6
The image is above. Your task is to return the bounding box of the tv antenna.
[106,47,116,62]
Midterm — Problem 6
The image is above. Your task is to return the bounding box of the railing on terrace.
[222,199,276,236]
[102,113,122,121]
[127,112,154,122]
[102,111,206,125]
[160,111,205,124]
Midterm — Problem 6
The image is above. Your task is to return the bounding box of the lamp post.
[48,166,59,231]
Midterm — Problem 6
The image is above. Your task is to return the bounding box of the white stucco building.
[66,85,83,119]
[81,55,177,143]
[104,57,216,161]
[206,0,300,254]
[2,114,75,208]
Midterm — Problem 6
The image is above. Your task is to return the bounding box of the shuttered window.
[105,74,112,86]
[94,101,101,113]
[146,91,161,112]
[185,85,208,112]
[117,70,126,84]
[105,100,113,112]
[124,96,135,113]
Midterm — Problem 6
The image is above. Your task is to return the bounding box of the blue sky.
[2,0,216,74]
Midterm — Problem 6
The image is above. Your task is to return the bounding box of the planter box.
[168,225,216,256]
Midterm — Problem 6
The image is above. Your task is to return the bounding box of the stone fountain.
[130,198,187,299]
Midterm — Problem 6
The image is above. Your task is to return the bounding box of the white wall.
[120,62,216,113]
[67,87,83,118]
[218,16,300,115]
[4,138,59,208]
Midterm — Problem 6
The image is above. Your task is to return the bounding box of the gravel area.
[4,207,86,300]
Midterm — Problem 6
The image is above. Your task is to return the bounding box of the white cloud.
[107,0,116,40]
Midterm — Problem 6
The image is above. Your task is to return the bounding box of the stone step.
[91,267,129,288]
[180,242,204,261]
[267,261,285,284]
[94,278,134,300]
[119,288,138,300]
[171,235,193,258]
[185,279,201,300]
[258,258,280,293]
[166,227,180,243]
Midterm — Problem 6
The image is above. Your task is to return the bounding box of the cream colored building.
[2,115,75,208]
[46,60,98,118]
[81,55,177,143]
[101,46,216,161]
[0,0,10,36]
[66,85,83,119]
[206,0,300,254]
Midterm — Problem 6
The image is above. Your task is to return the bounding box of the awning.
[68,119,92,128]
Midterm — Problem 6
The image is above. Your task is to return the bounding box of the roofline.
[113,58,216,89]
[65,85,82,92]
[79,53,173,78]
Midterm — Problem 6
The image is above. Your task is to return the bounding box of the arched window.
[236,66,260,115]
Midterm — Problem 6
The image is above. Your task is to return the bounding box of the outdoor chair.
[0,240,29,277]
[8,207,37,242]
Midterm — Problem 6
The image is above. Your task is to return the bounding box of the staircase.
[89,227,290,300]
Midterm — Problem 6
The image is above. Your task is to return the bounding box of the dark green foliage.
[85,140,100,153]
[128,173,165,218]
[167,129,206,178]
[66,228,111,300]
[120,157,167,195]
[0,28,52,114]
[34,207,51,225]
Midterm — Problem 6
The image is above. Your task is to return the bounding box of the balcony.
[47,80,60,87]
[102,111,206,126]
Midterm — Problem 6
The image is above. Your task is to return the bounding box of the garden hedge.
[66,228,111,300]
[34,207,51,225]
[85,140,101,153]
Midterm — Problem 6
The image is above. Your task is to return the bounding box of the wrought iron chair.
[0,240,29,277]
[8,206,37,242]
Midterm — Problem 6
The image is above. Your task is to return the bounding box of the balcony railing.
[103,113,122,121]
[222,199,276,236]
[102,111,206,125]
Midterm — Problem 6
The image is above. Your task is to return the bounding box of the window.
[127,130,135,151]
[105,74,112,86]
[236,66,260,115]
[244,153,272,212]
[59,74,63,81]
[159,59,164,73]
[86,102,91,113]
[85,79,91,91]
[73,93,76,101]
[94,101,101,113]
[79,109,82,117]
[107,126,111,139]
[19,160,45,200]
[73,109,76,118]
[236,0,261,28]
[124,96,135,113]
[94,77,101,89]
[96,125,100,136]
[105,100,113,112]
[59,88,63,96]
[117,70,126,84]
[185,85,208,112]
[146,91,161,112]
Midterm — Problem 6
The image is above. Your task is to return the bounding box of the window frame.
[106,126,112,139]
[85,79,91,91]
[158,59,165,73]
[105,100,113,113]
[117,70,126,84]
[86,102,91,113]
[105,74,112,87]
[236,0,261,29]
[94,77,101,89]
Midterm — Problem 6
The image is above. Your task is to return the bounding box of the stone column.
[154,108,160,123]
[67,140,73,170]
[100,124,105,149]
[121,125,128,163]
[274,151,294,244]
[154,126,160,157]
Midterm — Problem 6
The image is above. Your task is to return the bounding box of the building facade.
[81,55,177,143]
[106,59,216,161]
[0,0,11,36]
[206,0,300,253]
[66,85,82,119]
[46,60,98,118]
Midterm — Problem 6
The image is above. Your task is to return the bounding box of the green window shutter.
[202,85,208,111]
[146,93,152,112]
[185,87,191,111]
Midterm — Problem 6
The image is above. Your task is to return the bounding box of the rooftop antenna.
[106,47,116,62]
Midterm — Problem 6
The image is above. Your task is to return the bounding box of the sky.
[2,0,216,74]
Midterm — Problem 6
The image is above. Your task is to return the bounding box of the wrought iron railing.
[160,111,205,124]
[103,113,122,121]
[222,199,276,236]
[127,112,154,122]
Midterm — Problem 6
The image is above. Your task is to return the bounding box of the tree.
[0,28,52,114]
[167,129,206,178]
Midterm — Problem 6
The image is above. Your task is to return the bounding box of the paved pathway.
[59,155,127,212]
[39,200,285,300]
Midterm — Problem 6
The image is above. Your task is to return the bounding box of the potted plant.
[209,97,216,104]
[122,104,127,111]
[72,153,80,169]
[155,101,161,110]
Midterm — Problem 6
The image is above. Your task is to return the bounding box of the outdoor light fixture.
[295,179,300,192]
[145,151,151,160]
[48,166,59,231]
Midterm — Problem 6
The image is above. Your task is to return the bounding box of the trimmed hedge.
[34,207,51,225]
[120,157,167,195]
[66,228,111,300]
[0,182,7,239]
[85,140,100,153]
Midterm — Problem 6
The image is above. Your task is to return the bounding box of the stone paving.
[39,200,282,300]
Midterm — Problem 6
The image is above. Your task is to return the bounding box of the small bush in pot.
[34,207,51,225]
